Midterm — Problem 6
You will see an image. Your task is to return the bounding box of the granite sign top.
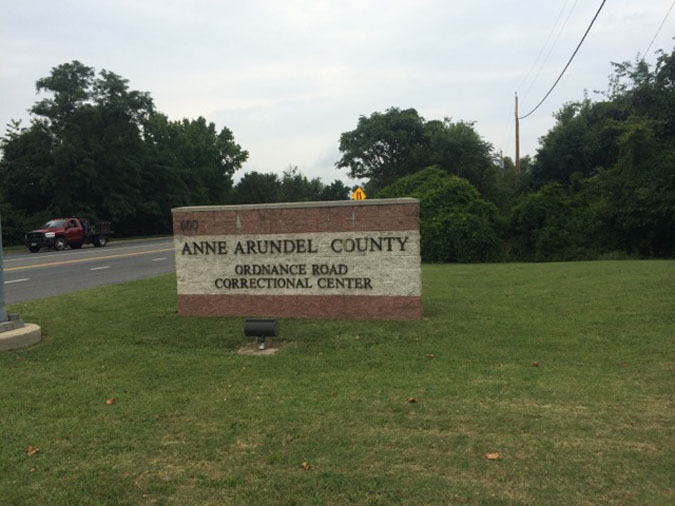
[172,197,418,213]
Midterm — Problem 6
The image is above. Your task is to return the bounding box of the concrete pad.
[238,347,281,356]
[237,342,285,355]
[0,324,42,351]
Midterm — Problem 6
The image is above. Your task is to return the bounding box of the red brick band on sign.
[178,294,423,320]
[172,202,418,236]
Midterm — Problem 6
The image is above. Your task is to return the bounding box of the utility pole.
[0,215,7,322]
[515,92,520,184]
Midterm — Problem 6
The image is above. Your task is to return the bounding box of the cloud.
[1,0,672,179]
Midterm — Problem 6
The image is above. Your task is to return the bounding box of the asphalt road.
[2,238,175,304]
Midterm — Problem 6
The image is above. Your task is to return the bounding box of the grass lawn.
[1,261,673,505]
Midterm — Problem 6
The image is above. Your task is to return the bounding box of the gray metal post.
[0,215,7,322]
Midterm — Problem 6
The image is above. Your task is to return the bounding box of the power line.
[645,0,675,57]
[519,0,608,120]
[500,2,573,156]
[523,0,579,101]
[500,1,571,154]
[518,0,571,94]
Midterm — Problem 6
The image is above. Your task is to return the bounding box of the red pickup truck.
[24,218,113,253]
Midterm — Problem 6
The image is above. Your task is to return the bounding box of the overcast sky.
[1,0,673,185]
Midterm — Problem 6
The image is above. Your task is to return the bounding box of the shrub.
[378,166,503,262]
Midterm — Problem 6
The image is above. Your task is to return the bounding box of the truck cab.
[63,218,85,246]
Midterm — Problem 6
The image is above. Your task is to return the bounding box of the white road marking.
[90,266,110,271]
[6,247,173,272]
[152,257,167,261]
[4,278,30,284]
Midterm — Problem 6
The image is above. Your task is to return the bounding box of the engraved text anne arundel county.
[180,236,409,256]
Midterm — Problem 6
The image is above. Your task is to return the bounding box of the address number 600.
[180,219,199,231]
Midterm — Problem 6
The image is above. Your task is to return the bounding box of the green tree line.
[0,61,349,243]
[2,48,674,261]
[339,47,674,261]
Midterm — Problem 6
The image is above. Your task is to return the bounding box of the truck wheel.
[28,246,40,253]
[94,236,108,247]
[54,237,66,251]
[71,242,82,249]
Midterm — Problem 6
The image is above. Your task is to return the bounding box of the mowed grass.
[1,261,673,505]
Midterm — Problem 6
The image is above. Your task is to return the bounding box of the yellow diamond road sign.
[352,187,366,200]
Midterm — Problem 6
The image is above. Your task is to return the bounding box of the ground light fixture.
[244,318,279,350]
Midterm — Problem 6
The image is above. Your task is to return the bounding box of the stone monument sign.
[172,198,422,320]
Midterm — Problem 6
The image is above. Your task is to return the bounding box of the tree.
[525,46,675,257]
[508,184,594,261]
[336,107,503,200]
[1,61,156,225]
[530,46,675,192]
[279,165,324,202]
[336,107,426,194]
[0,61,248,238]
[231,167,350,205]
[417,118,501,202]
[0,120,54,216]
[589,118,675,256]
[232,172,281,204]
[31,60,95,125]
[527,98,625,189]
[319,180,350,201]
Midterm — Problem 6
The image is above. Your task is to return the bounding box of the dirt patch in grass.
[236,340,288,355]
